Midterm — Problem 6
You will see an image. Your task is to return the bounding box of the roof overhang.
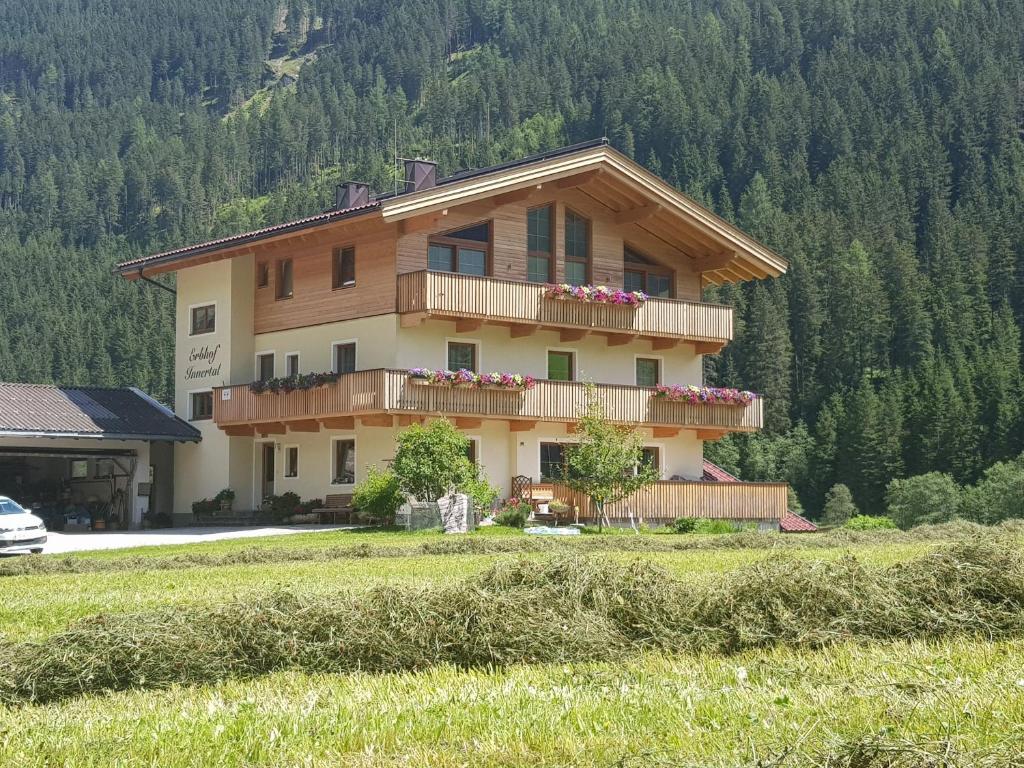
[0,431,200,443]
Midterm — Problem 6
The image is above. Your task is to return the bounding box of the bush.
[494,501,531,528]
[693,518,740,535]
[352,467,405,525]
[264,492,301,522]
[960,454,1024,525]
[821,484,858,527]
[885,472,961,530]
[391,419,477,502]
[844,514,896,531]
[670,517,697,534]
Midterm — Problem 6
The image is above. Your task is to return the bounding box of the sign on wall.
[185,343,223,382]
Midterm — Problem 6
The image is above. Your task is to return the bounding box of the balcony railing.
[397,271,733,349]
[213,369,763,433]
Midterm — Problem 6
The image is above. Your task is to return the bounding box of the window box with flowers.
[249,371,340,395]
[652,384,758,405]
[408,368,536,391]
[544,283,648,306]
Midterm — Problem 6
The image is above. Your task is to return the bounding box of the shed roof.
[0,384,200,442]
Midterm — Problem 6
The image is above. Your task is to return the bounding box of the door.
[260,443,275,500]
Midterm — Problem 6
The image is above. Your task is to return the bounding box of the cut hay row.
[3,518,1018,578]
[1,538,1023,706]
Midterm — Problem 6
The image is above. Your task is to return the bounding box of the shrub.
[462,475,500,513]
[821,484,858,527]
[844,514,896,531]
[494,501,531,528]
[960,454,1024,525]
[693,518,740,535]
[352,467,405,525]
[670,517,697,534]
[391,419,477,502]
[885,472,961,530]
[191,498,217,515]
[264,492,301,522]
[213,488,235,505]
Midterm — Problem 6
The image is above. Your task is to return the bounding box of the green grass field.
[0,527,1019,767]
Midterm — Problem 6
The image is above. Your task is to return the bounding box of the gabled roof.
[702,459,741,482]
[780,511,818,533]
[116,138,787,284]
[0,384,200,442]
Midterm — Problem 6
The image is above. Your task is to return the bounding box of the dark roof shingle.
[0,384,200,442]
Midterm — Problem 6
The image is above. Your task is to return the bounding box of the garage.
[0,384,199,530]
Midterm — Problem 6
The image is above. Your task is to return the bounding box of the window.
[547,350,574,382]
[276,259,293,300]
[465,439,478,465]
[527,204,553,283]
[284,446,299,478]
[190,391,213,421]
[624,248,673,298]
[256,353,275,381]
[256,262,269,288]
[189,304,215,336]
[564,210,590,285]
[635,357,661,387]
[285,353,300,377]
[540,443,566,482]
[428,222,490,276]
[333,342,356,374]
[333,440,356,484]
[447,341,477,372]
[639,447,661,474]
[70,460,89,479]
[333,246,355,289]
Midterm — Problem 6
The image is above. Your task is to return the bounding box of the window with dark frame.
[564,210,590,285]
[639,447,661,474]
[547,350,574,382]
[190,304,215,335]
[276,259,293,300]
[447,341,477,372]
[427,221,490,276]
[333,246,356,289]
[527,204,553,283]
[285,353,299,377]
[257,353,275,381]
[333,343,356,374]
[333,440,356,484]
[635,357,661,387]
[190,391,213,421]
[256,262,269,288]
[465,439,478,465]
[624,247,673,298]
[540,442,567,482]
[284,446,299,478]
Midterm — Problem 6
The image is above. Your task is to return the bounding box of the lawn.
[0,526,1018,767]
[1,638,1021,767]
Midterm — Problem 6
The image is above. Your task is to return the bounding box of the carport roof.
[0,384,200,442]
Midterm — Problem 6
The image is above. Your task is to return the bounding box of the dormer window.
[624,247,673,298]
[428,221,490,276]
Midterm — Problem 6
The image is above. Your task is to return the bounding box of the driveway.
[39,524,355,555]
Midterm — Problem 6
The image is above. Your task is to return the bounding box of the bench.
[313,494,354,524]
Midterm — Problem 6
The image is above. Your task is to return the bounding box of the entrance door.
[260,443,275,500]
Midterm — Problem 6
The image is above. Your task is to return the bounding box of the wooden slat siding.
[214,369,762,431]
[397,271,732,343]
[254,230,397,335]
[395,187,702,299]
[549,481,788,522]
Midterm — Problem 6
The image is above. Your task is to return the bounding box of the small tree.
[821,483,858,527]
[390,419,484,502]
[885,472,961,530]
[960,453,1024,525]
[562,391,659,531]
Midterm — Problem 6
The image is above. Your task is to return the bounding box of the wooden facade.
[397,270,732,348]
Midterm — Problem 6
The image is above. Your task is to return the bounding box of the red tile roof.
[701,459,741,482]
[780,511,818,533]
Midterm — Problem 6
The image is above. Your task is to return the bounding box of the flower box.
[652,384,758,405]
[249,371,340,395]
[407,368,536,391]
[544,283,648,306]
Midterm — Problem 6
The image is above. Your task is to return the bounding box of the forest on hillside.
[0,0,1021,515]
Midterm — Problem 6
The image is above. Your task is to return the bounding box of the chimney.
[335,181,370,210]
[404,159,437,193]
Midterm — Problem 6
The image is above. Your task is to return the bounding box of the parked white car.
[0,497,47,554]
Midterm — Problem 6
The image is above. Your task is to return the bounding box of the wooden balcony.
[397,271,733,352]
[213,369,762,437]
